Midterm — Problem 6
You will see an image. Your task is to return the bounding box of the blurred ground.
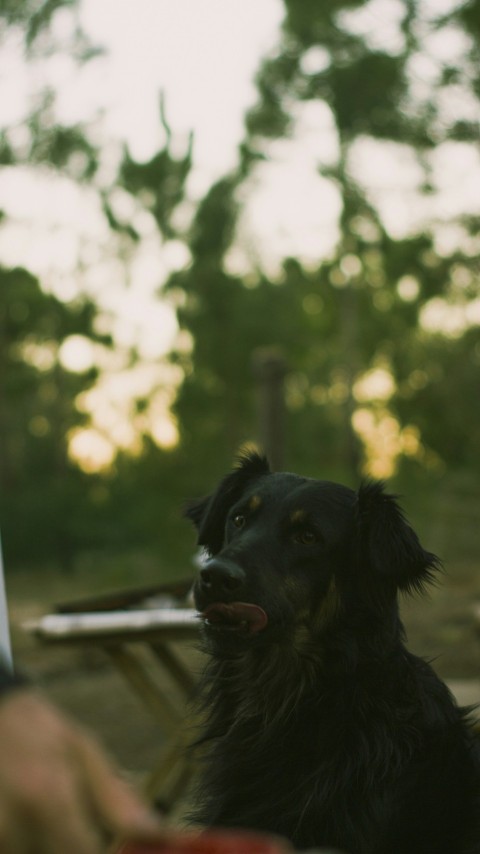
[401,558,480,679]
[5,554,480,795]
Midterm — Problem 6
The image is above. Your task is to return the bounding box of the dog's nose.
[199,559,245,598]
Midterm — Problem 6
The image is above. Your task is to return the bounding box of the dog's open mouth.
[202,602,268,635]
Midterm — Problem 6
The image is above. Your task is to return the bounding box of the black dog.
[185,452,480,854]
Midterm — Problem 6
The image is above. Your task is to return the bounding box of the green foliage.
[219,0,480,484]
[283,0,364,46]
[0,0,72,31]
[119,95,193,238]
[328,53,406,138]
[245,55,296,138]
[393,328,480,471]
[29,122,99,180]
[189,178,238,260]
[0,0,92,55]
[120,143,192,239]
[0,267,108,569]
[2,0,480,579]
[459,0,480,39]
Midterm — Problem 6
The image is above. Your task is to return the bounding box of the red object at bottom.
[119,830,291,854]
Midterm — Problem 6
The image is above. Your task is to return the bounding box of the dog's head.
[185,452,439,653]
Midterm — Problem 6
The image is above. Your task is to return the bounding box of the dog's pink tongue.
[203,602,268,634]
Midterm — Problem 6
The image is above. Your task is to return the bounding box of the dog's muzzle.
[198,558,246,599]
[196,558,268,635]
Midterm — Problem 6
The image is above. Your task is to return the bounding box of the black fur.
[185,452,480,854]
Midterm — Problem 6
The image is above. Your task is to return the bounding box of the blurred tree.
[0,1,196,572]
[0,265,114,569]
[118,94,193,240]
[1,0,480,576]
[0,0,102,179]
[241,0,480,479]
[0,0,96,54]
[162,0,480,486]
[0,0,110,570]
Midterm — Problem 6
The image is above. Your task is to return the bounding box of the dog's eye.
[233,514,246,529]
[294,529,318,545]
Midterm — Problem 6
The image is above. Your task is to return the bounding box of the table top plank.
[24,608,200,644]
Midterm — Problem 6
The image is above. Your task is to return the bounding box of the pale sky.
[76,0,284,189]
[0,0,285,357]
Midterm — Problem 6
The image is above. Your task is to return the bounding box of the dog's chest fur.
[192,641,478,854]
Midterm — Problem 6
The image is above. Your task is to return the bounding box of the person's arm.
[0,671,163,854]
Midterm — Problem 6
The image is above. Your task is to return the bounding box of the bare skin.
[0,690,164,854]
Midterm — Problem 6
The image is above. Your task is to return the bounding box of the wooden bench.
[25,582,200,812]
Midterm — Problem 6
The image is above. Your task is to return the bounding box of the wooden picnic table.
[25,582,201,811]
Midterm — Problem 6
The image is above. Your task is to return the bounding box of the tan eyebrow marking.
[290,509,306,523]
[248,495,262,511]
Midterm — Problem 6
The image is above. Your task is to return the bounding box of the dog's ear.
[184,451,270,555]
[356,480,440,593]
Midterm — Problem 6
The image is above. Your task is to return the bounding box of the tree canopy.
[1,0,480,572]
